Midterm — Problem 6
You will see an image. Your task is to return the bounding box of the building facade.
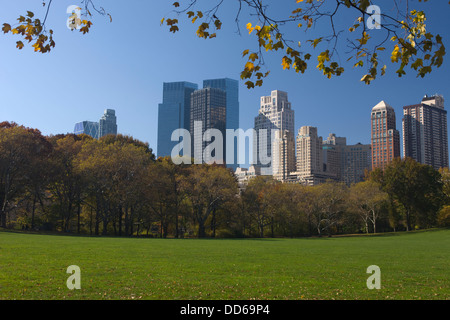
[402,95,448,170]
[235,165,261,190]
[322,133,347,180]
[341,143,372,185]
[272,130,296,182]
[371,101,400,169]
[203,78,240,170]
[254,90,295,175]
[157,81,198,158]
[190,87,227,164]
[74,121,99,139]
[99,109,118,138]
[294,126,328,185]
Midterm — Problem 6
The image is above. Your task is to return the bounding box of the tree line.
[1,122,449,238]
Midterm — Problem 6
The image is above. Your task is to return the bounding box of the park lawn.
[0,229,448,300]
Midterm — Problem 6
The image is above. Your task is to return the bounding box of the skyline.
[1,1,450,160]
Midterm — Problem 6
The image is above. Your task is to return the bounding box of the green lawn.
[0,229,448,300]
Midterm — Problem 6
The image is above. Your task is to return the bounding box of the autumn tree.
[46,134,90,232]
[379,157,443,231]
[311,181,348,237]
[74,138,152,236]
[181,164,238,238]
[144,157,186,238]
[241,176,280,237]
[348,180,388,233]
[0,123,51,229]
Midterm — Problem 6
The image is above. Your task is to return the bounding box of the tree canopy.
[2,1,447,87]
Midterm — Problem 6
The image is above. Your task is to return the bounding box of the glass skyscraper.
[157,81,198,158]
[74,121,99,139]
[203,78,239,169]
[99,109,118,138]
[190,87,227,164]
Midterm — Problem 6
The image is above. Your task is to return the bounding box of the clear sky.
[1,1,449,162]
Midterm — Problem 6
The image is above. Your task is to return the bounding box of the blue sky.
[1,1,449,161]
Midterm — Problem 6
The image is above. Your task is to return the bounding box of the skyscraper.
[295,126,327,185]
[402,94,448,170]
[203,78,239,170]
[341,143,372,185]
[190,87,227,164]
[322,133,347,180]
[254,90,295,175]
[157,81,198,158]
[272,130,296,182]
[74,121,99,139]
[371,101,400,169]
[99,109,118,138]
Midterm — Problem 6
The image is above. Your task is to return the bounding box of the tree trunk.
[198,221,206,238]
[77,202,81,234]
[31,194,37,230]
[118,205,123,237]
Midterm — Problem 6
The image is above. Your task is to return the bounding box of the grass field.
[0,229,448,300]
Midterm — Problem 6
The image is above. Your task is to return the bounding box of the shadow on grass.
[1,227,447,241]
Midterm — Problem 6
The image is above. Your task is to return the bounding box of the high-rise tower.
[203,78,239,169]
[371,101,400,169]
[99,109,118,138]
[157,82,198,158]
[402,95,448,170]
[190,87,227,164]
[254,90,295,175]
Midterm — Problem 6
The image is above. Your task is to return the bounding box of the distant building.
[294,126,332,185]
[74,121,99,139]
[190,87,227,164]
[235,165,261,189]
[322,133,347,180]
[341,143,372,185]
[99,109,118,138]
[402,94,448,170]
[371,101,401,169]
[272,130,296,182]
[203,78,240,170]
[321,133,371,185]
[254,90,295,175]
[157,81,198,158]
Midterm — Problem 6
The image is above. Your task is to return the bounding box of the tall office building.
[74,121,99,139]
[341,143,372,185]
[157,81,198,158]
[402,94,448,170]
[190,87,227,164]
[371,101,400,169]
[295,126,329,185]
[322,133,371,184]
[254,90,295,175]
[99,109,118,138]
[322,133,347,180]
[272,130,296,182]
[203,78,239,170]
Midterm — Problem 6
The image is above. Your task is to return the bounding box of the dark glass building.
[74,121,99,139]
[190,87,227,164]
[157,82,198,158]
[203,78,239,169]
